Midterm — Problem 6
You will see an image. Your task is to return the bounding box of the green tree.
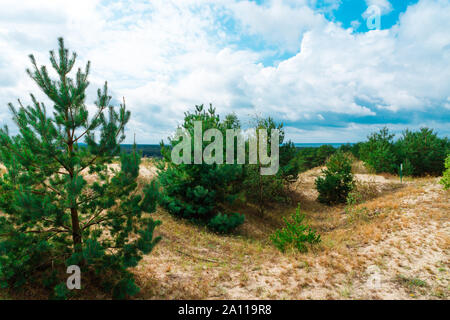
[270,204,321,253]
[242,117,297,215]
[359,127,397,173]
[278,140,300,183]
[338,142,362,159]
[0,38,161,299]
[396,128,449,176]
[157,104,244,233]
[315,144,336,166]
[294,145,336,173]
[315,151,354,205]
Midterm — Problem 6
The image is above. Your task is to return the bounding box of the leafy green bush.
[157,104,244,232]
[396,128,449,176]
[207,212,245,234]
[359,127,398,174]
[440,154,450,190]
[270,205,321,253]
[315,151,354,205]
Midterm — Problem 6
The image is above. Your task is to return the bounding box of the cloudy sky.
[0,0,449,143]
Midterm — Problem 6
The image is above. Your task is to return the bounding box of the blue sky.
[332,0,419,31]
[0,0,449,143]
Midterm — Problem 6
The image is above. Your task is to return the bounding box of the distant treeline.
[119,144,162,157]
[95,127,449,177]
[77,143,162,157]
[118,143,351,159]
[117,143,343,159]
[293,127,449,177]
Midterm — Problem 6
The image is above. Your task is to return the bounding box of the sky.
[0,0,449,143]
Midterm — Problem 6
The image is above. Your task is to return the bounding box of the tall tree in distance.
[0,38,160,299]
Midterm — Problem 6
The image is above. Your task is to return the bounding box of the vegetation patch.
[270,205,321,253]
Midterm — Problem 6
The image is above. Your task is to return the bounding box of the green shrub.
[440,154,450,190]
[157,104,244,232]
[270,205,321,253]
[315,151,354,205]
[359,127,398,174]
[396,128,449,176]
[207,212,245,234]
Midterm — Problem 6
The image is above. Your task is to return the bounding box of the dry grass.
[0,160,448,300]
[351,160,373,174]
[129,164,449,300]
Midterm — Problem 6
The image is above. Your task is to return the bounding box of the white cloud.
[364,0,393,16]
[0,0,449,143]
[227,0,326,53]
[350,20,361,30]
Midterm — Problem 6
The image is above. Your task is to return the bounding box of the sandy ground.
[132,167,449,300]
[0,161,448,299]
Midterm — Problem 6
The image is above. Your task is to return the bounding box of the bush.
[157,104,244,232]
[270,205,321,253]
[207,212,245,234]
[396,128,449,176]
[315,151,354,205]
[440,154,450,190]
[359,127,398,174]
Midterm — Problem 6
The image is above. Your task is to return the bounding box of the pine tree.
[0,38,161,299]
[315,151,354,205]
[359,127,398,174]
[157,104,244,233]
[243,117,296,216]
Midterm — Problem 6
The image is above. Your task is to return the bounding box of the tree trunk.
[70,207,82,252]
[67,130,81,252]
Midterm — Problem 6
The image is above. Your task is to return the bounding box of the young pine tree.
[0,38,160,299]
[243,117,297,215]
[315,151,354,205]
[396,128,449,176]
[157,104,244,233]
[359,127,398,174]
